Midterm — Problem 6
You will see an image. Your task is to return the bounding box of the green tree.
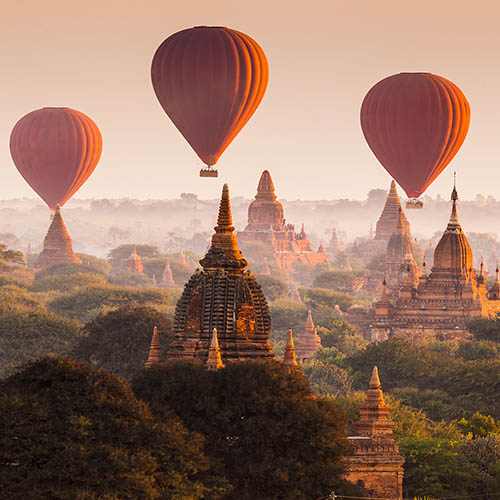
[133,360,356,500]
[108,270,154,288]
[456,340,499,360]
[457,412,500,438]
[30,272,107,293]
[0,357,224,500]
[301,360,352,396]
[399,437,477,498]
[0,243,25,269]
[73,306,173,379]
[47,285,175,322]
[0,299,82,376]
[35,262,105,279]
[301,287,354,312]
[467,313,500,342]
[76,253,111,274]
[107,244,162,272]
[312,270,365,293]
[254,274,288,301]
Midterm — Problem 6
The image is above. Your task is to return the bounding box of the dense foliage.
[73,306,173,379]
[133,360,359,500]
[0,357,224,500]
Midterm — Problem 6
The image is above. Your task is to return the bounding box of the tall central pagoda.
[168,184,274,362]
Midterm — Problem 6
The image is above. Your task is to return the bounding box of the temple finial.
[145,326,162,368]
[206,328,225,370]
[369,366,381,389]
[282,329,298,368]
[216,184,234,230]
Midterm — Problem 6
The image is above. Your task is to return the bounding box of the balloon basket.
[406,198,423,209]
[200,167,218,178]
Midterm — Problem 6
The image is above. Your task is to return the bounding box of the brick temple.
[34,205,81,270]
[371,186,500,340]
[167,184,274,363]
[237,170,327,272]
[345,366,404,499]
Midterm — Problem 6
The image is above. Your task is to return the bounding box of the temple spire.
[256,170,277,200]
[127,244,144,273]
[448,184,460,229]
[282,329,298,368]
[145,327,162,368]
[206,328,225,370]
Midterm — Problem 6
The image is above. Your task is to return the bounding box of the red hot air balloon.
[360,73,470,208]
[151,26,269,177]
[10,108,102,210]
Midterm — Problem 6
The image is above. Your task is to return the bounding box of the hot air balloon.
[10,107,102,210]
[360,73,470,208]
[151,26,269,177]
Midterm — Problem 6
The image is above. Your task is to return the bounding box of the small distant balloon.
[10,107,102,210]
[151,26,269,177]
[360,72,470,201]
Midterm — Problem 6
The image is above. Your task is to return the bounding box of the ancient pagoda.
[158,260,176,288]
[282,328,298,370]
[345,367,404,498]
[328,228,344,256]
[127,245,143,273]
[168,184,274,363]
[371,185,500,340]
[34,205,82,270]
[356,181,415,264]
[238,170,328,271]
[295,310,322,360]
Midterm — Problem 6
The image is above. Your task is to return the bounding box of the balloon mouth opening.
[42,107,70,110]
[399,72,430,75]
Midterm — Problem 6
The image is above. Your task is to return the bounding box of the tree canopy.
[0,357,224,500]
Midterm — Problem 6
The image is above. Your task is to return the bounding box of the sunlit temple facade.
[371,186,500,340]
[237,170,328,272]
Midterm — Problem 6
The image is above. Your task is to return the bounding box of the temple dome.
[433,186,472,274]
[168,184,274,362]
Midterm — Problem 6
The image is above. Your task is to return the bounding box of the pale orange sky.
[1,0,499,203]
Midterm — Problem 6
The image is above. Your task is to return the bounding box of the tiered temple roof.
[371,186,500,341]
[168,184,274,363]
[375,181,410,241]
[344,367,404,499]
[34,205,82,270]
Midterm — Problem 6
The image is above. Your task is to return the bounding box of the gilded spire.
[145,326,162,368]
[282,329,298,368]
[127,244,144,273]
[369,365,381,390]
[305,309,315,331]
[206,328,225,370]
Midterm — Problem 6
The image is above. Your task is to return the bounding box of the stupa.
[295,310,322,360]
[34,205,82,270]
[127,245,144,273]
[158,260,176,288]
[345,367,404,498]
[168,184,274,362]
[145,327,162,368]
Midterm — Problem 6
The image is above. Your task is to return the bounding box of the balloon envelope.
[151,26,268,167]
[10,107,102,210]
[360,73,470,198]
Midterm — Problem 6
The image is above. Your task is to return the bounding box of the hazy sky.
[1,0,499,203]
